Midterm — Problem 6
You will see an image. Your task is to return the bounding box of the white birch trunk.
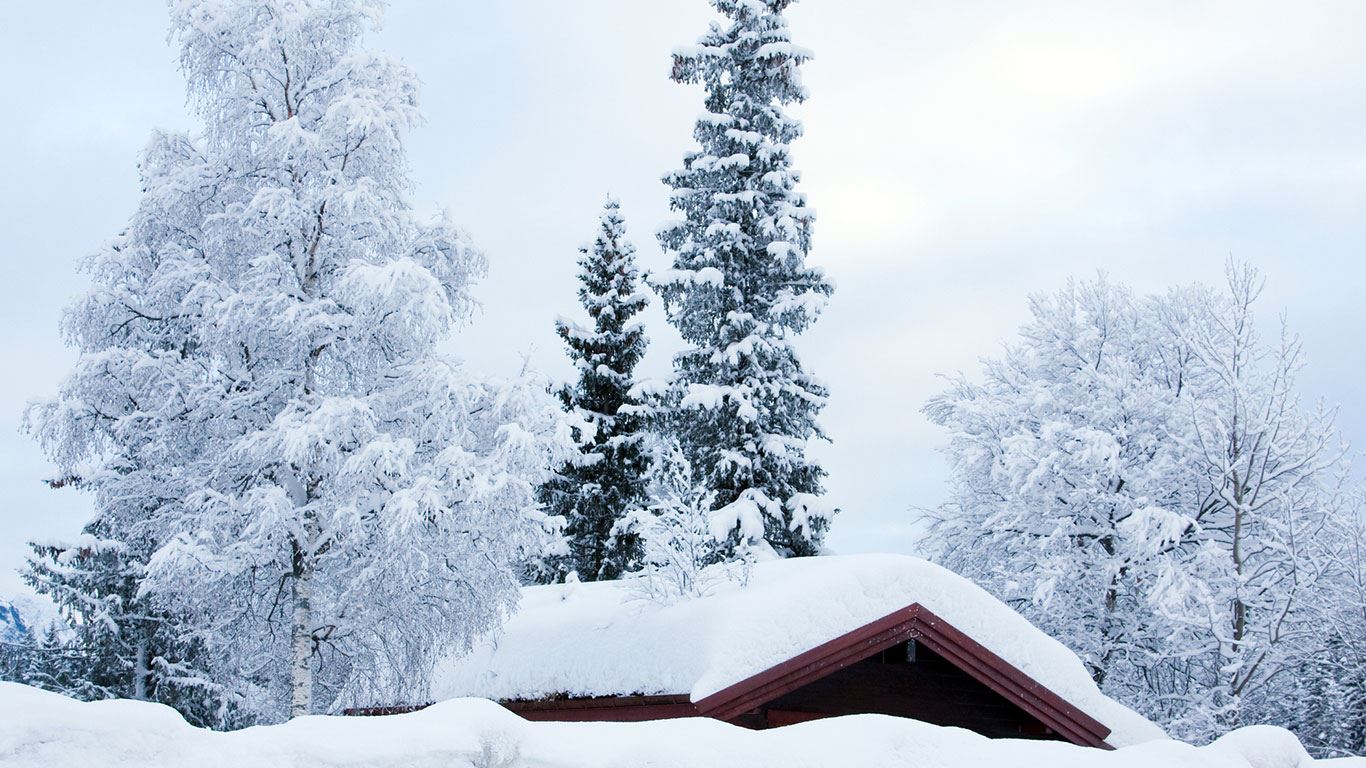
[290,568,313,718]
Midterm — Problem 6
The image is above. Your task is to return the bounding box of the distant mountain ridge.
[0,600,30,643]
[0,595,62,644]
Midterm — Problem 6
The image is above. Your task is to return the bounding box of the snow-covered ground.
[2,683,1358,768]
[434,553,1161,746]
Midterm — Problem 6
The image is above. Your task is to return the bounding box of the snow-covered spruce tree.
[1311,489,1366,754]
[22,532,235,727]
[538,199,651,582]
[1300,492,1366,756]
[23,537,144,703]
[654,0,833,557]
[26,0,574,722]
[0,621,82,702]
[924,265,1351,746]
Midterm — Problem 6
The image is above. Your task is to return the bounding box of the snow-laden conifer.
[655,0,833,557]
[539,199,651,581]
[25,0,574,721]
[22,532,235,726]
[1299,491,1366,756]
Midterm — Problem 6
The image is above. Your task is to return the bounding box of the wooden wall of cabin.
[739,640,1063,741]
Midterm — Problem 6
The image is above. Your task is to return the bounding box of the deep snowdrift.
[433,553,1162,746]
[2,683,1353,768]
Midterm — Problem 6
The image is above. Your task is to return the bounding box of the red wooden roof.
[691,602,1113,748]
[347,602,1114,749]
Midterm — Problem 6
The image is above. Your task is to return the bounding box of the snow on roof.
[432,553,1167,747]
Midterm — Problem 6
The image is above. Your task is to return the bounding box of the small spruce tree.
[24,531,236,727]
[655,0,834,557]
[540,198,652,581]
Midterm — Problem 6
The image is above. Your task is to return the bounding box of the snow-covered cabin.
[353,554,1165,749]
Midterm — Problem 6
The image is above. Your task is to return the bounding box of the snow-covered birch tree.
[26,0,574,722]
[924,265,1353,746]
[1146,264,1347,735]
[924,276,1194,687]
[654,0,834,558]
[538,198,652,582]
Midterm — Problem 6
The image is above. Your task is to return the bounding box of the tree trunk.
[1231,474,1246,654]
[133,633,149,701]
[290,567,313,718]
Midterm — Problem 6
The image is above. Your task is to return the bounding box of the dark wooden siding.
[753,641,1060,740]
[507,693,697,722]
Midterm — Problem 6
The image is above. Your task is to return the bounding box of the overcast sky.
[2,1,1364,595]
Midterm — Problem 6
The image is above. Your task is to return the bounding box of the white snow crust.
[2,683,1349,768]
[432,553,1167,747]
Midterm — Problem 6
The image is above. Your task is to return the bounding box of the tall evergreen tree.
[654,0,834,558]
[540,199,651,581]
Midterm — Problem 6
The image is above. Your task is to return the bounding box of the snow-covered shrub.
[619,449,753,604]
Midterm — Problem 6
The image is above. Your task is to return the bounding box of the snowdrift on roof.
[4,682,1350,768]
[431,553,1165,747]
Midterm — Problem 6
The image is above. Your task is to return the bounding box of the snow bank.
[2,683,1350,768]
[1210,727,1315,768]
[433,553,1164,746]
